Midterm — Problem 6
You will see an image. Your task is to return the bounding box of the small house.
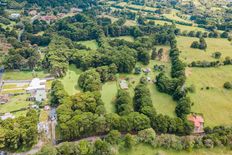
[119,79,128,89]
[9,13,21,20]
[44,105,50,111]
[0,113,15,120]
[26,78,46,102]
[188,114,204,134]
[29,10,37,16]
[143,68,151,74]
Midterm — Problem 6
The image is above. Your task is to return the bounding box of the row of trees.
[37,125,232,155]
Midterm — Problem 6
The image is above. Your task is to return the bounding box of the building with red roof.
[188,114,204,134]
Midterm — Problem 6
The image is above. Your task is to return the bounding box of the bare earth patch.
[185,67,192,77]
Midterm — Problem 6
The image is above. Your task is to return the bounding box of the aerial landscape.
[0,0,232,154]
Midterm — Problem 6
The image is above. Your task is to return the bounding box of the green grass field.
[177,36,232,64]
[60,65,82,95]
[3,70,50,80]
[163,9,192,24]
[111,36,135,42]
[0,94,33,114]
[78,40,99,50]
[119,144,232,155]
[186,66,232,127]
[101,81,118,113]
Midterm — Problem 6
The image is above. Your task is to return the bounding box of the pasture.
[60,65,82,95]
[186,66,232,127]
[177,36,232,64]
[101,82,118,113]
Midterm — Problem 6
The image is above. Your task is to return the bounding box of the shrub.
[223,82,232,89]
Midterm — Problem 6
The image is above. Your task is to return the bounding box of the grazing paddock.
[177,36,232,64]
[60,65,82,95]
[101,81,118,113]
[77,40,98,50]
[186,66,232,127]
[163,9,192,24]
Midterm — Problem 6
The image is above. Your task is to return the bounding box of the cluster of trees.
[3,47,41,70]
[223,82,232,90]
[151,48,164,60]
[0,110,38,151]
[50,80,68,106]
[190,38,207,50]
[115,90,133,115]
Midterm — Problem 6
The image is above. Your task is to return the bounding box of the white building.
[26,78,46,102]
[0,113,15,120]
[9,13,21,20]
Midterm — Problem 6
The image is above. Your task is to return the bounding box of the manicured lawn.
[101,81,118,113]
[60,65,82,95]
[3,70,50,80]
[119,144,232,155]
[0,94,33,113]
[177,36,232,64]
[186,66,232,127]
[78,40,99,50]
[111,36,135,42]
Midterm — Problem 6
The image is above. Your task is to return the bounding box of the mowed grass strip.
[60,65,82,95]
[186,66,232,127]
[177,36,232,63]
[100,81,118,113]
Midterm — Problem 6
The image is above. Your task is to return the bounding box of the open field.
[78,40,98,50]
[163,9,192,24]
[0,94,33,113]
[60,65,82,95]
[3,70,50,80]
[186,66,232,127]
[111,36,135,42]
[119,144,232,155]
[101,81,118,113]
[177,36,232,64]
